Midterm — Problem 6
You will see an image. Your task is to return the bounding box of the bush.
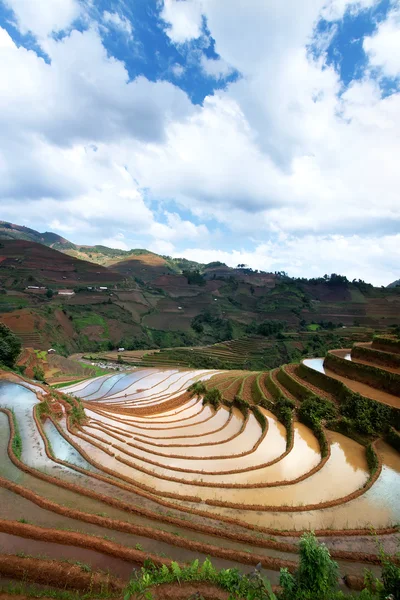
[385,427,400,452]
[366,444,379,475]
[33,365,45,382]
[188,381,207,397]
[203,388,222,409]
[0,323,21,368]
[280,532,339,600]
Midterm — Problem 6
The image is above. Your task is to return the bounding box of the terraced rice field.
[0,341,399,594]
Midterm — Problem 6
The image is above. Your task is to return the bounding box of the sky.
[0,0,399,286]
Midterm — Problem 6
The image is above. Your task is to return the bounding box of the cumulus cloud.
[178,233,400,287]
[363,7,400,77]
[160,0,203,43]
[1,0,400,284]
[4,0,80,38]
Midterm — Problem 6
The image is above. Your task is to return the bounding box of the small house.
[118,348,125,352]
[47,348,56,354]
[99,286,108,291]
[58,289,75,296]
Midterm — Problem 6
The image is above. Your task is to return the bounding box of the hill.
[388,279,400,288]
[1,223,400,360]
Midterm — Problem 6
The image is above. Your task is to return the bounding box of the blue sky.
[0,0,399,284]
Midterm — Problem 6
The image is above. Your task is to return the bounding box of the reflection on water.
[43,419,96,471]
[303,358,325,373]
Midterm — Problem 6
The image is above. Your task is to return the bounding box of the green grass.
[34,350,47,360]
[307,323,320,331]
[73,314,109,338]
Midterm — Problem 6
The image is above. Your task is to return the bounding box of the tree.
[46,288,54,299]
[0,323,21,368]
[280,532,339,600]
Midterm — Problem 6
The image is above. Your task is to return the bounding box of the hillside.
[1,224,400,360]
[388,279,400,288]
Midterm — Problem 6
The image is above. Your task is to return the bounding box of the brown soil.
[0,554,124,593]
[258,373,273,401]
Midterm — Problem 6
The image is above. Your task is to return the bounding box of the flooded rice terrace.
[0,366,399,536]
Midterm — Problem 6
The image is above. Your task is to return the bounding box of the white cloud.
[171,63,185,77]
[2,1,400,285]
[101,235,129,251]
[103,10,133,38]
[178,233,400,287]
[201,55,233,79]
[160,0,203,43]
[4,0,80,38]
[363,7,400,77]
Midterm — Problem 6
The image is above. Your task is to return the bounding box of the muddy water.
[206,422,316,486]
[303,358,400,408]
[85,404,217,434]
[82,413,262,469]
[0,415,284,582]
[201,440,400,531]
[0,382,49,470]
[0,532,138,580]
[100,370,214,403]
[65,417,370,507]
[138,408,244,449]
[42,419,97,472]
[86,405,228,439]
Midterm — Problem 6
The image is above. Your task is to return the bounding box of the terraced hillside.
[2,223,400,361]
[0,336,399,597]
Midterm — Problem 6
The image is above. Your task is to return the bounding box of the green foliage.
[203,388,222,409]
[124,558,277,600]
[233,395,250,417]
[366,444,379,475]
[373,335,400,354]
[187,381,207,397]
[298,396,337,424]
[33,365,46,382]
[183,270,206,286]
[0,322,21,368]
[280,532,339,600]
[46,288,54,298]
[252,405,267,432]
[11,409,22,459]
[298,362,400,434]
[298,397,336,458]
[325,352,400,397]
[276,367,314,402]
[246,319,287,337]
[353,344,400,369]
[385,427,400,452]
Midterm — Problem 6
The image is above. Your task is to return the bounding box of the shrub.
[33,365,45,382]
[203,388,222,409]
[188,381,207,397]
[280,532,339,600]
[0,323,21,368]
[366,444,379,475]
